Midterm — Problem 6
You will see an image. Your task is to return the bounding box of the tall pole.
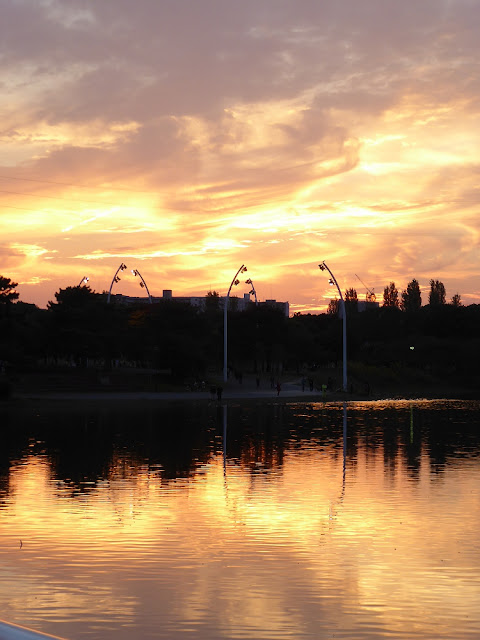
[245,277,258,305]
[132,269,152,303]
[319,261,347,392]
[223,264,247,382]
[107,263,127,303]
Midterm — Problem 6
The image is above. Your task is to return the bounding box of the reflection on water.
[0,400,479,639]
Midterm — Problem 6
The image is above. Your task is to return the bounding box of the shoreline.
[3,372,479,407]
[6,386,479,405]
[4,367,479,406]
[9,388,332,404]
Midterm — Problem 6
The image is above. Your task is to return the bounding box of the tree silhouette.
[327,298,339,315]
[429,280,446,306]
[205,290,220,311]
[46,285,108,363]
[0,276,19,303]
[344,288,358,313]
[401,279,422,312]
[383,282,399,308]
[451,293,462,307]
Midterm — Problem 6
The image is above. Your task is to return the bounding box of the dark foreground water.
[0,399,479,640]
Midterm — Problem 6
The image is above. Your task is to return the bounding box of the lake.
[0,399,479,639]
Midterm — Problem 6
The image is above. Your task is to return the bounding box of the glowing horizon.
[1,1,479,313]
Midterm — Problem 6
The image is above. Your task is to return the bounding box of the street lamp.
[245,278,258,305]
[223,264,248,382]
[107,263,127,303]
[78,276,89,287]
[131,269,152,304]
[319,261,347,392]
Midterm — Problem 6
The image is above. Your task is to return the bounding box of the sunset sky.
[1,0,479,312]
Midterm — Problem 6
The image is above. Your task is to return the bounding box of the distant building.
[262,299,289,317]
[335,299,380,318]
[358,301,380,312]
[109,290,289,316]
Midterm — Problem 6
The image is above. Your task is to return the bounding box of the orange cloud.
[1,1,479,310]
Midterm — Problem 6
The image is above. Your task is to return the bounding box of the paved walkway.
[12,379,332,403]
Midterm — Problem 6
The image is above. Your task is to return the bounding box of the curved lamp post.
[78,276,89,287]
[245,277,258,305]
[107,263,127,303]
[319,261,347,392]
[132,269,152,304]
[223,264,248,382]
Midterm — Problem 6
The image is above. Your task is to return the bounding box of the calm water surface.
[0,399,479,639]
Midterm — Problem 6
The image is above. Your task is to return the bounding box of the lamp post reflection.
[223,404,227,479]
[343,401,347,488]
[221,402,348,529]
[328,402,348,524]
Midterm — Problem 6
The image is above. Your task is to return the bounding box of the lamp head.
[241,266,247,273]
[245,278,252,284]
[318,263,326,271]
[329,278,334,286]
[234,279,240,286]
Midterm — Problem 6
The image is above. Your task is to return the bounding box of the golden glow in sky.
[1,1,479,312]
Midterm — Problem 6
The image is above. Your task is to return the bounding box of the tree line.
[329,278,460,314]
[1,275,480,394]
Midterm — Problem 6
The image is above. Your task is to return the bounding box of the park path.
[12,377,328,402]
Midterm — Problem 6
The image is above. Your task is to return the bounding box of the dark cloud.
[4,0,479,125]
